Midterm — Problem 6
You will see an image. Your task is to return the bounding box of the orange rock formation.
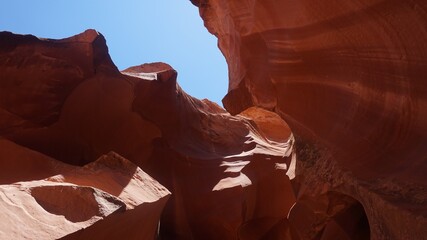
[1,0,427,238]
[192,0,427,239]
[0,29,295,239]
[0,140,170,239]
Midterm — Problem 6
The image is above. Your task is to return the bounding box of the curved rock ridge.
[0,181,123,240]
[192,0,427,238]
[0,145,170,240]
[131,65,291,159]
[127,62,297,239]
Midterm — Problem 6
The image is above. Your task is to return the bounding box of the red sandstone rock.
[0,30,297,239]
[5,2,426,235]
[0,30,161,166]
[0,181,124,239]
[0,29,115,131]
[193,0,427,238]
[129,62,296,239]
[0,139,73,184]
[0,148,170,240]
[56,152,171,240]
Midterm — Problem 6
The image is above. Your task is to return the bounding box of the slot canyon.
[1,0,427,239]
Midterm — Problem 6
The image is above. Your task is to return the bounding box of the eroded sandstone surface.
[1,0,427,238]
[191,0,427,239]
[0,140,170,239]
[0,29,296,239]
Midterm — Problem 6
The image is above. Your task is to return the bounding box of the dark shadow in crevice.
[320,191,371,240]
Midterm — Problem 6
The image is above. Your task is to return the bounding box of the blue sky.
[0,0,228,105]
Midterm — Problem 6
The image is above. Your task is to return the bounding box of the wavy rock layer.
[192,0,427,239]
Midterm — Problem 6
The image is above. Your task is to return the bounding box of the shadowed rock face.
[192,0,427,239]
[0,29,115,131]
[1,30,161,166]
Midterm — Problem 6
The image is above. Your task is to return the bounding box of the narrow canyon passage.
[1,0,427,239]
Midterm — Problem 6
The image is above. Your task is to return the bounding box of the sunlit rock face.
[192,0,427,239]
[0,140,170,240]
[0,30,297,239]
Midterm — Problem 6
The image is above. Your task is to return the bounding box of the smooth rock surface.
[192,0,427,239]
[0,148,170,240]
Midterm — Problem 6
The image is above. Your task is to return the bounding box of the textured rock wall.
[192,0,427,239]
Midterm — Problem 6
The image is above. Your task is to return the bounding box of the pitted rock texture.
[193,0,427,239]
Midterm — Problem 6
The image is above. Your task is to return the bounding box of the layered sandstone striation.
[192,0,427,239]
